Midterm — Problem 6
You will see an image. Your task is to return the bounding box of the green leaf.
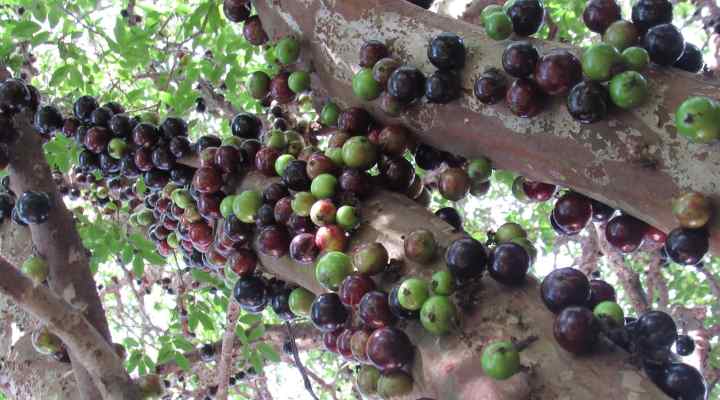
[126,351,142,373]
[12,21,42,38]
[249,351,264,374]
[156,345,175,365]
[257,343,280,363]
[173,336,195,352]
[247,324,265,342]
[174,353,191,371]
[132,255,145,277]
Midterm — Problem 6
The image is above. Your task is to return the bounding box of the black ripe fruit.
[632,0,672,33]
[489,243,530,285]
[445,237,488,282]
[534,50,582,96]
[223,0,251,23]
[231,112,262,139]
[435,207,462,230]
[34,106,64,135]
[653,363,706,400]
[502,42,540,78]
[310,293,349,332]
[0,79,31,113]
[73,95,99,123]
[16,191,51,225]
[674,43,704,73]
[541,267,590,313]
[425,70,461,104]
[553,306,598,354]
[474,69,507,105]
[233,276,269,312]
[387,66,425,104]
[567,81,608,124]
[664,227,708,266]
[427,33,466,70]
[506,0,544,36]
[635,310,678,351]
[506,78,543,118]
[643,23,685,66]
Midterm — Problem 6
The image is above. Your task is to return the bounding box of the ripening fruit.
[672,191,712,228]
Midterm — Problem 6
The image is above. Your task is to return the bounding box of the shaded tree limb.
[214,301,241,400]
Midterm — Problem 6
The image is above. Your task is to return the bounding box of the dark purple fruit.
[109,114,134,137]
[34,106,63,135]
[223,0,251,23]
[587,279,616,309]
[474,69,507,105]
[16,191,50,224]
[366,327,414,371]
[231,113,262,139]
[631,0,672,33]
[541,267,590,313]
[271,287,295,321]
[233,276,269,312]
[270,72,295,104]
[195,135,222,152]
[535,50,582,96]
[605,214,646,253]
[160,117,187,139]
[506,78,543,118]
[506,0,544,36]
[583,0,621,33]
[282,160,311,191]
[132,123,159,148]
[255,147,281,176]
[0,79,31,113]
[73,95,98,123]
[358,291,396,329]
[674,43,704,73]
[643,24,685,66]
[552,192,592,235]
[567,81,609,124]
[359,41,389,68]
[144,170,169,190]
[338,107,372,135]
[192,167,222,194]
[289,233,319,264]
[590,199,615,222]
[635,310,677,351]
[553,306,598,354]
[425,70,461,104]
[489,243,530,285]
[445,237,487,282]
[263,183,289,205]
[310,293,349,332]
[243,16,268,46]
[664,227,708,266]
[90,106,113,128]
[387,66,425,104]
[84,127,111,154]
[427,32,465,71]
[379,157,415,192]
[652,363,706,400]
[435,207,462,230]
[502,42,539,78]
[414,144,443,170]
[152,146,175,171]
[340,274,376,308]
[522,180,556,202]
[255,225,290,258]
[675,335,695,356]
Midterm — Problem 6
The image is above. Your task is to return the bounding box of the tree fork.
[253,0,720,255]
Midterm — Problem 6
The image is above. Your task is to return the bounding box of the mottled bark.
[255,0,720,256]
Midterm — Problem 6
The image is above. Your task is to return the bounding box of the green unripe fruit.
[495,222,527,243]
[162,183,178,199]
[336,205,360,231]
[172,188,194,209]
[266,130,287,149]
[481,5,504,25]
[95,186,109,199]
[291,192,317,217]
[510,237,537,262]
[141,111,160,125]
[481,340,521,380]
[220,195,236,218]
[221,136,244,147]
[398,277,430,311]
[581,43,622,81]
[107,138,128,159]
[675,96,720,144]
[593,301,624,326]
[603,20,638,51]
[137,209,154,226]
[324,147,345,167]
[431,270,455,296]
[622,47,650,72]
[233,190,262,223]
[320,102,340,126]
[310,173,338,199]
[315,251,352,291]
[609,71,648,110]
[289,287,316,317]
[342,136,377,170]
[357,365,381,396]
[485,12,513,41]
[420,295,457,335]
[246,71,271,100]
[288,70,311,94]
[467,157,492,183]
[166,232,179,249]
[276,37,301,65]
[275,154,296,176]
[129,213,140,227]
[377,371,413,398]
[22,255,48,285]
[32,327,62,355]
[352,68,381,101]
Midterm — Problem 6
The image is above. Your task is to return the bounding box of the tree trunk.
[253,0,720,256]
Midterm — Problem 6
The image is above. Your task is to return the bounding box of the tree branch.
[0,255,139,399]
[214,302,240,400]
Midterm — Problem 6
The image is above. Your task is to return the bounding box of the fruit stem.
[284,321,320,400]
[512,335,539,352]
